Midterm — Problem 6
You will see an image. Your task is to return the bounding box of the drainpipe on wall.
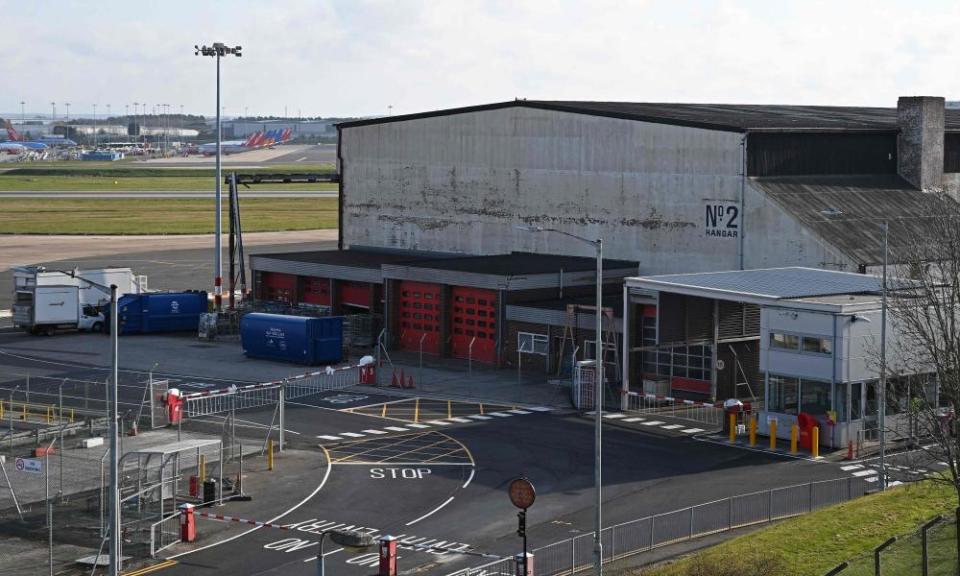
[739,133,747,270]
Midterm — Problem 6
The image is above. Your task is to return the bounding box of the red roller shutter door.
[451,287,497,363]
[301,277,331,306]
[398,281,441,355]
[261,272,296,303]
[339,281,372,309]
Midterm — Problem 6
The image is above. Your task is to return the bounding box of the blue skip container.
[241,313,343,365]
[110,291,208,334]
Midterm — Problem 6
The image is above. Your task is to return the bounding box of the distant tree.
[880,211,960,504]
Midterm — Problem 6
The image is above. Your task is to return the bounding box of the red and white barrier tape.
[626,390,719,409]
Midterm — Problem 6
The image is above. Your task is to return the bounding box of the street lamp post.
[93,104,98,149]
[516,225,604,575]
[195,42,242,312]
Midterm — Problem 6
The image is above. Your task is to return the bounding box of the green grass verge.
[640,481,957,576]
[0,175,338,191]
[0,198,338,234]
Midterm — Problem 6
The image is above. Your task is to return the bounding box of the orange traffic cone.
[391,370,400,387]
[406,375,415,389]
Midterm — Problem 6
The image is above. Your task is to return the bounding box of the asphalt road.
[0,191,338,198]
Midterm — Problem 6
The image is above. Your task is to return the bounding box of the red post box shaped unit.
[166,388,183,425]
[379,535,397,576]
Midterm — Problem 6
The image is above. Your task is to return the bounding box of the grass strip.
[639,480,957,576]
[0,175,338,192]
[0,198,338,234]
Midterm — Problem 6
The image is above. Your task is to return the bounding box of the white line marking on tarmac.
[469,415,493,420]
[317,435,341,441]
[641,421,665,426]
[841,464,863,471]
[428,420,452,426]
[362,429,387,435]
[384,426,408,432]
[853,469,878,477]
[865,476,879,483]
[448,417,472,423]
[405,496,455,526]
[528,407,552,412]
[488,412,512,417]
[296,156,308,162]
[406,423,430,429]
[332,461,472,466]
[661,424,684,430]
[602,413,626,419]
[508,410,532,415]
[462,468,475,489]
[681,428,705,434]
[166,443,334,559]
[340,432,365,438]
[622,417,645,422]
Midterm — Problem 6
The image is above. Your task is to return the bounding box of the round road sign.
[509,477,536,509]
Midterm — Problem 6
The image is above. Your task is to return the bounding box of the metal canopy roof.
[628,267,886,303]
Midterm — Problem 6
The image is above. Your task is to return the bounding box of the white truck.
[13,285,105,335]
[12,266,145,307]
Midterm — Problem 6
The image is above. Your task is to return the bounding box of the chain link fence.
[451,476,873,576]
[826,510,959,575]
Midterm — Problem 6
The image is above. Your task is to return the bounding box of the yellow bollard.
[448,400,452,419]
[199,454,207,483]
[728,413,737,443]
[791,425,798,454]
[480,403,485,415]
[70,408,75,423]
[46,406,51,424]
[769,419,778,450]
[267,439,274,471]
[0,400,4,420]
[812,427,820,459]
[749,417,757,446]
[415,398,420,423]
[381,403,387,418]
[22,403,27,421]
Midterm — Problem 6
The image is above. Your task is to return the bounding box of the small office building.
[623,267,923,447]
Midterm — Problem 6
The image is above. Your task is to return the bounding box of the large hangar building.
[252,96,960,396]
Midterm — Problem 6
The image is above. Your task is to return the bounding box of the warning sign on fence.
[14,457,42,474]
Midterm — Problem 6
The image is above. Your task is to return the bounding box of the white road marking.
[641,421,666,426]
[428,420,452,426]
[661,424,684,430]
[622,417,645,422]
[602,413,626,419]
[316,435,341,441]
[406,423,430,429]
[841,464,863,471]
[889,480,904,487]
[296,156,308,162]
[405,496,455,526]
[462,468,475,489]
[447,417,472,423]
[469,415,493,420]
[853,469,878,477]
[528,407,552,412]
[508,410,532,415]
[384,426,409,432]
[865,476,879,483]
[681,428,705,434]
[340,432,365,438]
[488,412,512,417]
[166,441,334,559]
[362,429,388,435]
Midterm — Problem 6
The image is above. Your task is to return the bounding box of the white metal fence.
[149,512,182,557]
[182,364,361,418]
[450,476,872,576]
[623,391,732,428]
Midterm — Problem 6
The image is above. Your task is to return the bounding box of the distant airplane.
[4,120,78,148]
[0,141,25,154]
[198,127,292,155]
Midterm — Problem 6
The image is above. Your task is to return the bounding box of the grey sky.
[2,0,958,118]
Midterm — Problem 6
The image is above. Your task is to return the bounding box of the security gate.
[451,287,497,363]
[399,281,441,355]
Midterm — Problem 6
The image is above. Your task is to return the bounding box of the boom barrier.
[182,364,361,418]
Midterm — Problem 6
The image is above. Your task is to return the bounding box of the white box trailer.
[12,285,105,335]
[12,266,145,306]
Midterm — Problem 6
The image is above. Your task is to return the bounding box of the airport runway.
[0,191,338,198]
[136,144,336,167]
